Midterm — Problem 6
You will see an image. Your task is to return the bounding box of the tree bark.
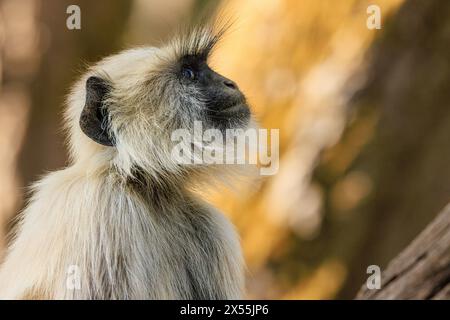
[356,203,450,299]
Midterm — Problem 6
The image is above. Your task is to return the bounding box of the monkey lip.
[220,103,249,114]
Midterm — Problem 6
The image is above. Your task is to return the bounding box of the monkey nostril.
[224,80,237,90]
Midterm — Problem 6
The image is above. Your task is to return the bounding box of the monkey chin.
[207,103,252,132]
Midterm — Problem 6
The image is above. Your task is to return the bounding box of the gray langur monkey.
[0,24,255,299]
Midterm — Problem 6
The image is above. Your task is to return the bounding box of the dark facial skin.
[178,55,251,130]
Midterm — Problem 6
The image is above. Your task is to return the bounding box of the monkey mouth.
[220,104,251,129]
[205,102,251,130]
[220,102,249,114]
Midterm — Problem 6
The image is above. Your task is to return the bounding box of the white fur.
[0,28,248,299]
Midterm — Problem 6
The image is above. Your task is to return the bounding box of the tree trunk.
[357,203,450,299]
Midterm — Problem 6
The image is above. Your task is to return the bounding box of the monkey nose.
[223,79,238,90]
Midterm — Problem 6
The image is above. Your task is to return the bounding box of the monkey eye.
[181,66,196,80]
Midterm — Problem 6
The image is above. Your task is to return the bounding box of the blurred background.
[1,0,449,299]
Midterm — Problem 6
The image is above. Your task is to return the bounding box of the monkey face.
[78,30,252,148]
[175,54,251,132]
[72,25,254,175]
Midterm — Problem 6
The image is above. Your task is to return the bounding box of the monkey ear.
[79,76,115,146]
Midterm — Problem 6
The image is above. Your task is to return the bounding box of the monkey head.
[65,25,253,177]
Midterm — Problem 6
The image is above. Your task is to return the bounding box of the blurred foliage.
[212,0,404,299]
[320,0,450,297]
[1,0,449,299]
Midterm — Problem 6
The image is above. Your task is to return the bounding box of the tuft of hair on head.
[167,16,234,62]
